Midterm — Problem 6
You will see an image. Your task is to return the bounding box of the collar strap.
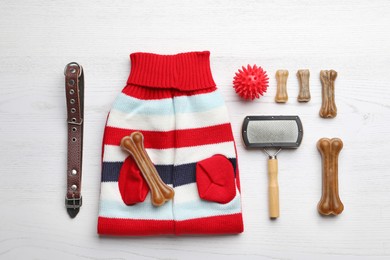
[64,62,84,218]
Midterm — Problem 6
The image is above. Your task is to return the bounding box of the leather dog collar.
[64,62,84,218]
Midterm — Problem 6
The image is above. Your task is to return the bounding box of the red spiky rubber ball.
[233,65,269,100]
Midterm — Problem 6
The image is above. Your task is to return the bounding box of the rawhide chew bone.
[320,70,338,118]
[297,69,311,102]
[275,70,289,103]
[317,138,344,216]
[121,132,174,206]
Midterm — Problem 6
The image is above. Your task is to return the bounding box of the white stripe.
[107,105,230,132]
[102,145,175,164]
[99,199,174,221]
[99,183,174,220]
[172,183,200,204]
[103,141,236,165]
[107,109,175,132]
[100,181,174,202]
[103,145,129,162]
[173,182,240,204]
[112,91,225,115]
[175,106,230,130]
[174,141,236,166]
[99,181,123,201]
[98,182,242,221]
[173,192,242,221]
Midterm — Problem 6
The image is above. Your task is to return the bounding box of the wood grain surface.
[1,0,390,259]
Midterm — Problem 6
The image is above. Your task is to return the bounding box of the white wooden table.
[1,0,390,259]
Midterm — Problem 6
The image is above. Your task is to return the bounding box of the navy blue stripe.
[101,158,237,187]
[101,162,173,184]
[173,163,196,187]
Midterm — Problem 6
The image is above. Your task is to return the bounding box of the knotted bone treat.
[121,132,175,207]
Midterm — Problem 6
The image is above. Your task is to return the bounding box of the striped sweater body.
[98,51,244,235]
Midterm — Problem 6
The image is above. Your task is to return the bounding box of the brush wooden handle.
[268,158,279,218]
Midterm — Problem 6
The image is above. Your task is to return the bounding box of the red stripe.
[103,123,234,149]
[97,213,243,236]
[122,83,217,100]
[98,217,174,236]
[175,213,244,235]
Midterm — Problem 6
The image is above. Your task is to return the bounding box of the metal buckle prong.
[67,119,83,125]
[65,196,82,209]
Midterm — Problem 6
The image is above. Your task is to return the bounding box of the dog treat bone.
[131,132,175,203]
[275,70,289,103]
[297,69,311,102]
[317,138,344,216]
[319,70,338,118]
[120,136,166,206]
[121,132,174,206]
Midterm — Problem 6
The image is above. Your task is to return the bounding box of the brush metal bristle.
[242,116,303,148]
[247,120,298,144]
